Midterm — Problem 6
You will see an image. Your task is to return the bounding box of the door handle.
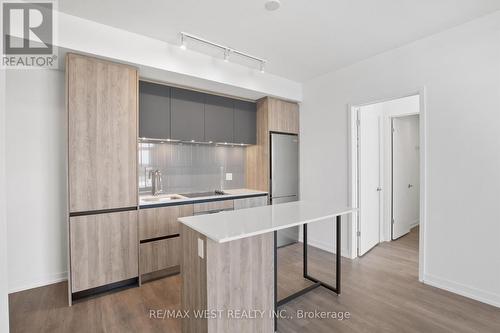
[376,187,382,192]
[408,184,414,188]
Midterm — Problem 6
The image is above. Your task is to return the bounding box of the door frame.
[347,87,427,282]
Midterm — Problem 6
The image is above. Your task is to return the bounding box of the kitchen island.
[178,200,356,333]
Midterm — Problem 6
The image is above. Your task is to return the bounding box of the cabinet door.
[193,200,234,214]
[234,196,268,210]
[233,100,256,144]
[171,87,205,142]
[140,237,180,275]
[139,204,194,240]
[204,95,234,143]
[70,211,138,293]
[268,98,299,134]
[139,81,170,139]
[68,54,138,213]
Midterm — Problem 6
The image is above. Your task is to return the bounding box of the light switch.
[225,173,233,181]
[198,238,204,259]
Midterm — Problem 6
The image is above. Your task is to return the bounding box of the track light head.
[180,34,187,50]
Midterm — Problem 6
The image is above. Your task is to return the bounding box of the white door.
[392,115,420,239]
[358,106,383,256]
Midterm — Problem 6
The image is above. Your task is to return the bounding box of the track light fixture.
[179,32,266,73]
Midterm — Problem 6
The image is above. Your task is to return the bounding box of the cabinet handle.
[194,208,234,216]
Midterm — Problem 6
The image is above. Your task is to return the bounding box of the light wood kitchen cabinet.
[181,225,273,333]
[67,53,139,303]
[70,211,138,293]
[233,196,268,209]
[67,53,138,213]
[193,200,234,214]
[268,97,299,134]
[139,204,193,240]
[246,97,300,191]
[140,237,180,275]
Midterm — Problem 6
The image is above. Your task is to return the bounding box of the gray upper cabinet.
[139,81,171,139]
[139,82,257,144]
[204,95,234,143]
[171,87,205,142]
[234,100,257,144]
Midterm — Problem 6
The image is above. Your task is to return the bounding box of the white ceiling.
[59,0,500,82]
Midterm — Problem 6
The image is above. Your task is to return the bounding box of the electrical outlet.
[225,173,233,181]
[198,238,204,259]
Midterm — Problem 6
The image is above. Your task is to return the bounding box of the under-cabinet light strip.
[139,137,250,146]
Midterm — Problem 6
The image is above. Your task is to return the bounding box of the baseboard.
[424,273,500,308]
[409,219,420,229]
[8,271,68,294]
[302,238,350,259]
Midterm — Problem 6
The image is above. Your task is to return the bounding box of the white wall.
[5,69,67,292]
[0,68,10,332]
[301,11,500,307]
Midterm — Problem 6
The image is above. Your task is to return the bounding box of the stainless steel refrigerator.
[270,132,299,247]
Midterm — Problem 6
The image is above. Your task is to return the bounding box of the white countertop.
[178,200,357,243]
[139,188,268,207]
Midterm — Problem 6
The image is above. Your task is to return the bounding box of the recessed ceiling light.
[265,0,280,11]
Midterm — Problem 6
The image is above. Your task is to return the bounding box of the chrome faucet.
[149,169,163,196]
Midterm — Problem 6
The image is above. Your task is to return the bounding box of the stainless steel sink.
[140,194,186,203]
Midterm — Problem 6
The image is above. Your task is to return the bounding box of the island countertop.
[178,200,356,243]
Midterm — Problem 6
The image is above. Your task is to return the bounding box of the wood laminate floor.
[9,227,500,332]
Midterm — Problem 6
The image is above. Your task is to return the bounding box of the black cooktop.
[180,190,226,198]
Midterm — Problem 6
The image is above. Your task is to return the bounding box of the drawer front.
[139,204,193,240]
[233,196,268,210]
[70,211,138,293]
[140,237,180,275]
[193,200,234,214]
